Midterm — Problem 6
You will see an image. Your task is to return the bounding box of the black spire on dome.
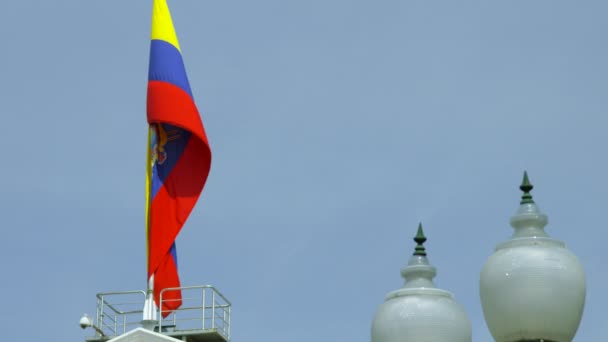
[520,171,535,205]
[413,223,427,256]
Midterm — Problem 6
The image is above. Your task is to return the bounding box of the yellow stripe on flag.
[151,0,181,51]
[145,126,153,267]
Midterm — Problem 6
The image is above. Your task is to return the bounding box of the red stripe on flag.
[147,80,212,312]
[147,136,210,277]
[147,80,209,145]
[154,251,182,317]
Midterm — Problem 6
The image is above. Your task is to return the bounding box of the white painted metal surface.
[480,189,586,342]
[88,285,231,341]
[107,328,181,342]
[372,237,472,342]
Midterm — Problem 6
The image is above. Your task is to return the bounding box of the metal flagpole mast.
[142,274,157,328]
[142,125,157,329]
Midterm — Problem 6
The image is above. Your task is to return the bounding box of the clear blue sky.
[1,0,606,341]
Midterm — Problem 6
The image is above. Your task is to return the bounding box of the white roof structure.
[107,328,181,342]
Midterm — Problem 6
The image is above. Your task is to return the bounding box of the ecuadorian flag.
[146,0,211,316]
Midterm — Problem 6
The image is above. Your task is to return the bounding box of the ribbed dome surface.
[371,225,471,342]
[479,173,586,342]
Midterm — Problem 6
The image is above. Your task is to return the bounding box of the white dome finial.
[400,223,437,289]
[509,171,549,239]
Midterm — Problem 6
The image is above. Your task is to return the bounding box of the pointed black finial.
[520,171,535,204]
[413,222,427,256]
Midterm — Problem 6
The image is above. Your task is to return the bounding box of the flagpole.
[142,274,157,330]
[142,125,157,329]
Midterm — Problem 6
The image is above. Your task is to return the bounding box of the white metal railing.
[95,290,147,337]
[93,285,231,340]
[159,285,231,340]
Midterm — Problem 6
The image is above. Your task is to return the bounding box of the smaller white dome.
[371,224,472,342]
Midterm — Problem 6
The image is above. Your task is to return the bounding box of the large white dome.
[371,224,471,342]
[479,172,586,342]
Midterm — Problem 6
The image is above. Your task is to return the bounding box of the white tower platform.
[106,328,182,342]
[83,285,231,342]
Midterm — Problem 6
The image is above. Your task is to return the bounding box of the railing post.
[99,296,105,336]
[159,290,163,332]
[223,306,226,334]
[227,304,231,340]
[211,291,216,329]
[95,296,101,330]
[202,288,206,329]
